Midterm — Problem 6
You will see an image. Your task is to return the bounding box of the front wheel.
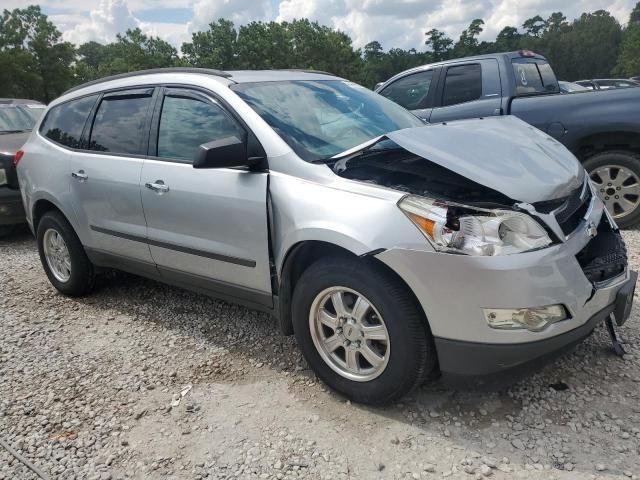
[292,256,436,405]
[584,151,640,228]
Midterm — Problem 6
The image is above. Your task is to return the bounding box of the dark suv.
[0,99,46,236]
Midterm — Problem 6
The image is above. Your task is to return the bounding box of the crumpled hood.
[385,116,584,203]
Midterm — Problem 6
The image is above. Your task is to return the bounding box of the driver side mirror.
[193,136,263,170]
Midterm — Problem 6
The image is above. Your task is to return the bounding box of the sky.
[4,0,638,50]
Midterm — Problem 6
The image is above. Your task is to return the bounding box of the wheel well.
[276,241,429,338]
[575,131,640,161]
[33,200,62,231]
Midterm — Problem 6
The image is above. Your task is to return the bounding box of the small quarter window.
[40,95,98,148]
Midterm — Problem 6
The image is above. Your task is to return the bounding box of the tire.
[583,150,640,228]
[292,256,436,405]
[36,211,95,296]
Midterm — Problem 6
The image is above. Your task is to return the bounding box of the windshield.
[231,80,424,161]
[0,104,42,133]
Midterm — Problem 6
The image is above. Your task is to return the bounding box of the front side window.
[157,95,244,162]
[89,90,153,154]
[442,64,482,106]
[379,70,434,110]
[232,80,423,161]
[39,95,98,148]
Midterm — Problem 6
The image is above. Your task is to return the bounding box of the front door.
[68,88,155,265]
[140,88,272,307]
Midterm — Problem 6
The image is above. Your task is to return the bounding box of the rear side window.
[512,59,559,95]
[157,95,243,162]
[379,70,434,110]
[442,64,482,106]
[89,90,153,155]
[40,95,98,148]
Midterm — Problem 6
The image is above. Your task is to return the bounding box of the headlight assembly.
[398,195,552,256]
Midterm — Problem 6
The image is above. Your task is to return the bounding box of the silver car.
[17,68,637,404]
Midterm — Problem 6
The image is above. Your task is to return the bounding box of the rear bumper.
[0,187,25,225]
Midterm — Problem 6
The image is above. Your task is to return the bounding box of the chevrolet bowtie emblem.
[586,222,598,238]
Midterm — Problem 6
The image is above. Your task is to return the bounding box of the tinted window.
[89,91,152,154]
[40,95,98,148]
[512,60,558,95]
[379,71,434,110]
[442,64,482,106]
[157,95,243,162]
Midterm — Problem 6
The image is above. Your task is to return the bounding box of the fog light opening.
[484,305,569,332]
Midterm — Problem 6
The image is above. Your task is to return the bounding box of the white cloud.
[188,0,272,33]
[62,0,143,44]
[5,0,637,50]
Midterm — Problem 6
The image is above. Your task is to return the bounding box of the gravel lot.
[1,226,640,480]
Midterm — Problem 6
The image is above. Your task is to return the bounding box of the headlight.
[0,167,6,186]
[398,195,552,256]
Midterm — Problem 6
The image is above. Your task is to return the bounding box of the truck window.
[442,64,482,106]
[512,59,559,95]
[379,70,434,110]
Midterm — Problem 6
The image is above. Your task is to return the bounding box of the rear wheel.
[584,151,640,228]
[37,211,95,296]
[292,256,435,405]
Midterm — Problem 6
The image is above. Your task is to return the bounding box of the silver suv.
[17,68,636,404]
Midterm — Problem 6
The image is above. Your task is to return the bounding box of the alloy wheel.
[309,286,390,382]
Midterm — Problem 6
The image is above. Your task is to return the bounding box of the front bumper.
[376,195,636,384]
[0,186,25,225]
[435,271,636,387]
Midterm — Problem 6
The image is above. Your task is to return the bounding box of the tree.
[452,19,485,57]
[614,2,640,76]
[494,26,521,51]
[522,15,546,37]
[181,19,237,68]
[424,28,453,61]
[0,5,75,102]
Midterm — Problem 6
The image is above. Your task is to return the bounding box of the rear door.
[140,87,272,308]
[68,88,155,267]
[429,59,502,123]
[378,69,438,121]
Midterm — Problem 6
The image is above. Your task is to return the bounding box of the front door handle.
[145,180,169,193]
[72,170,88,180]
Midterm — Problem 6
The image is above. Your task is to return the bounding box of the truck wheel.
[36,211,95,296]
[291,256,436,405]
[584,151,640,228]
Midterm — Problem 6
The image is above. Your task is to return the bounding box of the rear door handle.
[72,170,88,180]
[145,180,169,193]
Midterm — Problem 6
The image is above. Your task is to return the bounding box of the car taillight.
[13,150,24,167]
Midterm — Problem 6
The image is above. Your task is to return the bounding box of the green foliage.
[1,3,639,102]
[0,5,75,102]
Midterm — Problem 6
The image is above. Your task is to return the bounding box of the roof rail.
[279,68,334,76]
[62,67,232,96]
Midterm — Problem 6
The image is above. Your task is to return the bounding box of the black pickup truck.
[376,51,640,227]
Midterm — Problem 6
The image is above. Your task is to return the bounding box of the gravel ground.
[1,226,640,480]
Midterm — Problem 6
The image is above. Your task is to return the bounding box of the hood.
[0,131,30,155]
[382,116,584,204]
